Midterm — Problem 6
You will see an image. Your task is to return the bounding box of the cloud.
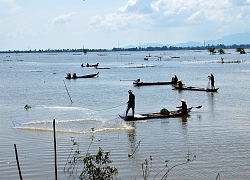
[119,0,136,12]
[89,0,250,30]
[89,13,145,30]
[53,12,75,25]
[230,0,250,5]
[0,0,19,15]
[119,0,155,14]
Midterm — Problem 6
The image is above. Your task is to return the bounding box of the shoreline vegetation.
[1,43,250,54]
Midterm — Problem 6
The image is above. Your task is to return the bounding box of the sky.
[1,0,250,51]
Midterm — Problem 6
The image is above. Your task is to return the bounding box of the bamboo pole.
[63,80,73,104]
[53,119,58,180]
[14,144,23,180]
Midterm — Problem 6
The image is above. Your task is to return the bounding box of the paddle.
[120,78,140,82]
[120,79,137,81]
[192,105,202,109]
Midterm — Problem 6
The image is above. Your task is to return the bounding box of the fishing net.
[160,108,169,115]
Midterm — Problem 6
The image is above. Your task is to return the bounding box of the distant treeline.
[1,44,250,53]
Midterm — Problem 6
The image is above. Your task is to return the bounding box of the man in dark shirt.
[126,90,135,117]
[210,74,215,89]
[177,99,187,114]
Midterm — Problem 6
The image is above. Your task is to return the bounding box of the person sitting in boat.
[72,73,77,79]
[126,89,135,117]
[178,79,183,88]
[177,99,188,114]
[67,73,71,79]
[172,75,178,84]
[81,63,84,67]
[86,63,89,67]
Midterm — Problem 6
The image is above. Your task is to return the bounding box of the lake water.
[1,49,250,179]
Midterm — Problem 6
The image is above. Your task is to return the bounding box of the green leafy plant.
[142,156,153,180]
[79,147,118,180]
[208,47,216,54]
[218,49,225,54]
[24,104,31,109]
[64,128,118,180]
[236,47,246,54]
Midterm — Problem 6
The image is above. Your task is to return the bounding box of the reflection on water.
[181,114,189,124]
[126,122,138,158]
[207,92,215,111]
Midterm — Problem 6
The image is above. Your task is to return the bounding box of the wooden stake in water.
[63,80,73,104]
[53,119,58,180]
[14,144,23,180]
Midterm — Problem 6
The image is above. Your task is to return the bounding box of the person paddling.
[177,99,188,114]
[126,90,135,117]
[178,79,183,88]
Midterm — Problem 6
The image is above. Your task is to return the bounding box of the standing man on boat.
[126,90,135,117]
[210,74,215,89]
[208,74,215,89]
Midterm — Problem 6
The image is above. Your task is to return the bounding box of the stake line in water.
[63,80,73,104]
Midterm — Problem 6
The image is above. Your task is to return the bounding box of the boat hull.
[119,108,191,121]
[173,86,219,92]
[65,72,99,79]
[133,81,174,86]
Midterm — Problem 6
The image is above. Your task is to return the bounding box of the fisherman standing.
[208,73,215,89]
[210,74,215,89]
[126,90,135,117]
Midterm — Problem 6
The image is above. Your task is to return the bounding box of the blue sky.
[1,0,250,50]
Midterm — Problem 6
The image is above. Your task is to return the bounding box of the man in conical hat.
[126,89,135,117]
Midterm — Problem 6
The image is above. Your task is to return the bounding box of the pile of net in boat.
[160,108,169,115]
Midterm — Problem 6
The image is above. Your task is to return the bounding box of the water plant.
[79,147,118,180]
[64,128,118,180]
[24,104,31,109]
[141,151,196,180]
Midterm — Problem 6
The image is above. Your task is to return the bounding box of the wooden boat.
[173,86,219,92]
[65,72,99,79]
[95,67,111,69]
[133,81,174,86]
[81,63,99,67]
[119,107,194,121]
[133,78,176,86]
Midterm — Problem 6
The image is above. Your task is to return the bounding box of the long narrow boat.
[173,86,219,92]
[133,81,175,86]
[81,63,99,67]
[65,72,99,79]
[119,107,193,121]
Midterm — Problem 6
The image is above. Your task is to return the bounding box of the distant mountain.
[206,32,250,45]
[172,41,203,47]
[123,32,250,48]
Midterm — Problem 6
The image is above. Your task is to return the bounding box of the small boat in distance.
[81,63,99,67]
[65,72,99,79]
[133,78,176,86]
[173,86,219,92]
